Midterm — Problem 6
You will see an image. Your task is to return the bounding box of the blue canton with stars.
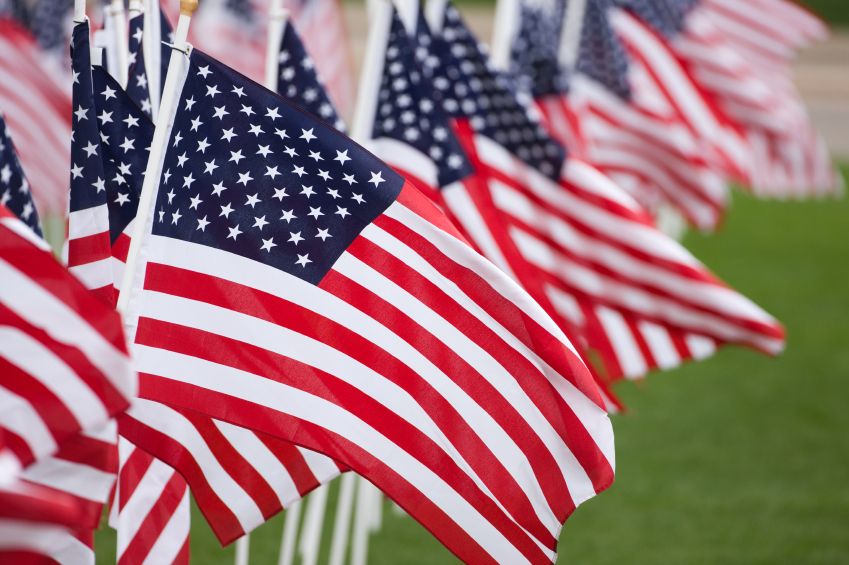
[576,0,632,100]
[152,50,404,285]
[372,10,473,189]
[0,110,42,236]
[70,20,108,214]
[91,65,153,243]
[127,11,174,117]
[418,4,566,179]
[509,0,570,98]
[614,0,686,38]
[276,23,346,132]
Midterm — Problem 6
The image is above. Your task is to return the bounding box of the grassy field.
[801,0,849,25]
[94,167,849,564]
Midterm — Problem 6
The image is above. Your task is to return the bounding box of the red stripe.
[134,317,552,561]
[52,434,117,474]
[117,472,187,565]
[66,231,112,269]
[118,447,156,514]
[112,232,131,263]
[0,551,65,565]
[253,433,320,497]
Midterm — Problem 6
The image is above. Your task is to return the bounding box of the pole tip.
[180,0,198,16]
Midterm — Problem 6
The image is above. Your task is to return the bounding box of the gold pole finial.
[180,0,198,16]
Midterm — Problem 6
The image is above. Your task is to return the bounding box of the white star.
[197,216,210,231]
[124,115,139,128]
[213,106,229,119]
[326,189,341,200]
[300,128,316,142]
[369,171,385,187]
[0,190,9,205]
[163,169,171,184]
[177,152,189,167]
[249,124,263,136]
[232,86,246,98]
[228,224,243,240]
[92,177,105,192]
[308,151,322,162]
[275,129,289,140]
[0,165,9,184]
[189,195,203,210]
[132,26,144,43]
[308,206,323,219]
[141,99,152,114]
[171,209,182,224]
[212,182,227,196]
[222,128,237,142]
[316,228,331,241]
[300,185,315,197]
[206,84,220,97]
[240,105,255,116]
[98,110,113,124]
[158,209,164,222]
[253,215,269,230]
[343,174,357,185]
[197,66,212,78]
[266,107,281,120]
[72,70,79,84]
[283,147,297,158]
[335,206,350,219]
[185,96,196,111]
[173,131,183,147]
[269,187,287,201]
[257,145,272,158]
[301,56,314,70]
[293,166,307,178]
[20,201,33,219]
[82,141,98,157]
[351,193,365,204]
[260,237,276,252]
[71,163,84,179]
[99,131,108,145]
[238,172,254,186]
[220,203,235,218]
[295,254,311,267]
[288,232,304,245]
[280,209,296,222]
[183,173,195,188]
[119,137,135,153]
[334,150,351,165]
[265,166,281,180]
[74,105,88,121]
[230,150,245,164]
[318,170,332,182]
[113,173,127,186]
[447,154,464,169]
[118,162,131,176]
[197,138,211,153]
[204,160,218,174]
[167,189,176,203]
[135,73,148,89]
[245,193,261,207]
[190,116,203,131]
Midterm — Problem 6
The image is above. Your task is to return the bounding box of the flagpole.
[558,0,587,69]
[350,0,392,142]
[110,0,130,87]
[73,0,85,23]
[277,499,302,565]
[264,0,289,91]
[129,0,143,20]
[328,473,356,565]
[143,0,164,122]
[298,484,330,565]
[489,0,520,70]
[116,0,198,316]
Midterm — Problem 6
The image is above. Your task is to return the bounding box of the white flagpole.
[277,499,302,565]
[489,0,521,70]
[350,0,392,142]
[110,0,130,87]
[298,484,330,565]
[116,0,198,316]
[558,0,587,69]
[143,0,164,122]
[129,0,143,21]
[350,476,376,565]
[73,0,85,24]
[234,535,250,565]
[264,0,289,91]
[328,473,357,565]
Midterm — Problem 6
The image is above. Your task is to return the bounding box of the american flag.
[94,59,347,547]
[420,1,784,383]
[0,109,42,237]
[0,16,72,220]
[126,9,174,118]
[0,203,135,563]
[123,45,615,565]
[67,20,114,305]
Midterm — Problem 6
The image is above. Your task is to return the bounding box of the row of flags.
[0,0,836,562]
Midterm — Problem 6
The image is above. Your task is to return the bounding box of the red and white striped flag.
[418,1,784,383]
[0,17,72,220]
[121,40,615,564]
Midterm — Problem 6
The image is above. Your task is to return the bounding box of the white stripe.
[21,456,115,503]
[0,327,109,430]
[211,420,301,507]
[0,385,57,461]
[68,257,114,290]
[366,137,438,188]
[298,448,343,486]
[68,206,111,240]
[545,285,586,328]
[81,420,118,444]
[126,399,266,533]
[131,346,534,565]
[0,257,135,401]
[117,459,172,557]
[0,520,92,565]
[140,485,190,565]
[637,321,682,370]
[685,333,717,360]
[595,306,648,379]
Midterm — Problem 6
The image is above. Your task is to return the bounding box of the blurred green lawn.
[94,166,849,564]
[802,0,849,25]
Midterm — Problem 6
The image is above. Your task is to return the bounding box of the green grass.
[94,167,849,564]
[800,0,849,25]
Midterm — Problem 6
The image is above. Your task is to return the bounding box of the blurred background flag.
[0,108,43,237]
